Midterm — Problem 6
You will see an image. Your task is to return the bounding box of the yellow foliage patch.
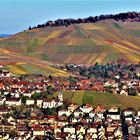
[16,62,27,65]
[7,65,29,75]
[87,54,99,64]
[113,43,137,53]
[65,54,90,64]
[101,29,120,40]
[81,23,103,30]
[0,48,10,54]
[66,38,81,45]
[112,43,140,63]
[94,53,107,64]
[37,30,62,46]
[125,54,140,63]
[122,40,140,50]
[44,30,62,42]
[33,63,70,77]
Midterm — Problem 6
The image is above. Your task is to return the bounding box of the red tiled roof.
[0,106,11,112]
[32,126,44,131]
[56,132,69,138]
[17,126,28,131]
[6,98,20,102]
[43,98,59,102]
[85,104,92,108]
[0,83,4,88]
[16,81,29,86]
[47,115,57,120]
[30,116,42,120]
[124,107,135,111]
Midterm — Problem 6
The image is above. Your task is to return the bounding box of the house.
[17,116,28,124]
[0,65,4,68]
[3,91,9,96]
[47,115,56,123]
[0,134,10,140]
[56,120,68,127]
[80,104,93,113]
[23,92,32,97]
[30,109,43,116]
[122,85,128,90]
[0,83,4,90]
[68,103,78,112]
[114,127,123,139]
[124,108,135,117]
[106,132,114,140]
[91,81,105,92]
[58,109,71,117]
[10,89,19,98]
[89,110,95,118]
[94,112,104,120]
[86,133,98,140]
[120,89,128,95]
[86,123,99,140]
[8,116,15,124]
[94,105,106,113]
[104,80,115,87]
[106,112,120,121]
[108,106,119,113]
[26,98,35,105]
[125,115,134,122]
[0,106,11,114]
[17,125,29,135]
[76,125,86,135]
[128,134,138,140]
[1,123,15,132]
[21,132,31,140]
[5,98,21,106]
[1,70,10,77]
[32,125,45,136]
[87,125,98,134]
[63,126,75,134]
[98,130,106,140]
[107,107,120,121]
[106,124,118,133]
[106,116,113,123]
[66,133,77,140]
[77,133,84,140]
[135,123,140,135]
[0,98,6,105]
[70,117,78,123]
[74,109,83,117]
[128,124,136,135]
[137,110,140,117]
[42,98,63,108]
[56,132,69,140]
[58,92,63,102]
[36,99,43,108]
[30,116,41,124]
[13,93,20,98]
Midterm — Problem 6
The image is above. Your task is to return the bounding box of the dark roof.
[107,112,120,115]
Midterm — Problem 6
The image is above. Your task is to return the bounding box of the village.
[53,62,140,96]
[0,64,139,139]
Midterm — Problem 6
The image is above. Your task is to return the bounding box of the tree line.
[29,11,140,30]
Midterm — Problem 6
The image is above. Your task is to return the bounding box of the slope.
[0,20,140,65]
[54,91,140,110]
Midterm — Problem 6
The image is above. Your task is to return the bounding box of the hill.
[54,91,140,110]
[5,63,70,77]
[0,34,11,38]
[0,19,140,65]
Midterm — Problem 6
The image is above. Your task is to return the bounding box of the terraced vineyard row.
[54,91,140,110]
